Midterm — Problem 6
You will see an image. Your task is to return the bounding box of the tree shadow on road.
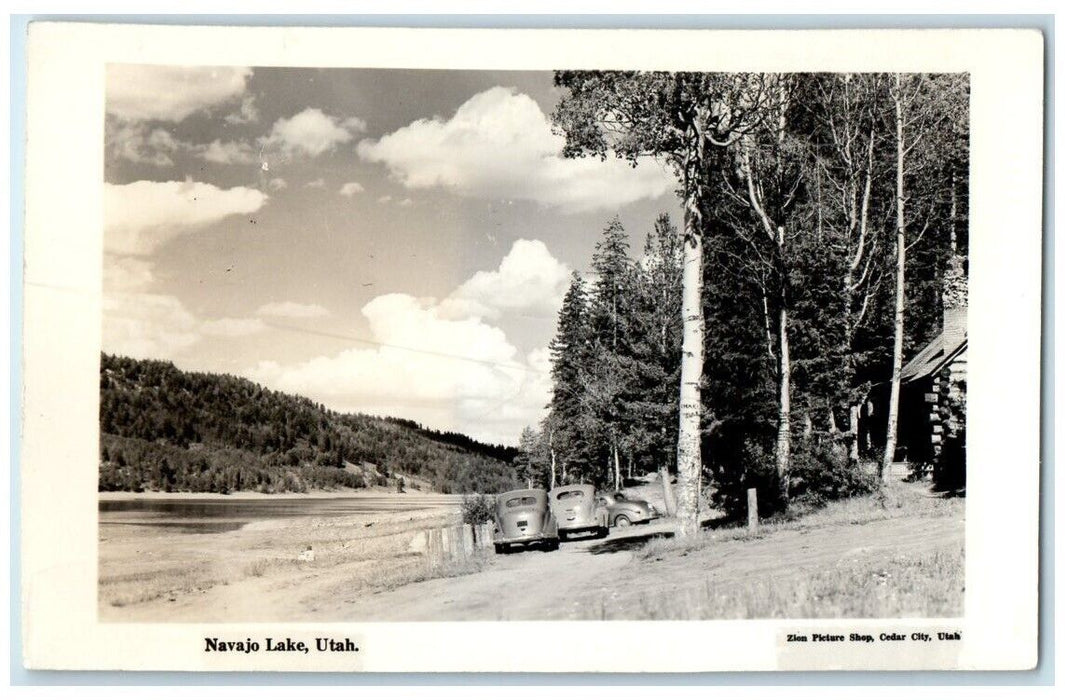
[587,530,674,554]
[700,515,735,530]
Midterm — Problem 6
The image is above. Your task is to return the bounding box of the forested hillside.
[99,354,520,494]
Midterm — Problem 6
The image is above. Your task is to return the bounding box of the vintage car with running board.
[492,488,560,554]
[597,490,659,527]
[548,484,608,540]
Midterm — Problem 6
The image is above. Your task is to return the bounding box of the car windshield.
[504,495,539,508]
[555,490,586,501]
[613,493,627,500]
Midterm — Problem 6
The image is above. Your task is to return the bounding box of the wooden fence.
[411,523,494,569]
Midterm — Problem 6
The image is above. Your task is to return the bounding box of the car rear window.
[504,496,538,508]
[555,490,586,501]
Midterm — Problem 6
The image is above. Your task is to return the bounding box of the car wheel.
[494,543,505,555]
[597,526,609,538]
[544,538,559,552]
[614,514,632,528]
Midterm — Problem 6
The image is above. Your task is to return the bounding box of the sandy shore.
[98,494,466,621]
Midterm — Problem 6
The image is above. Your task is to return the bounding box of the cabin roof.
[900,330,967,383]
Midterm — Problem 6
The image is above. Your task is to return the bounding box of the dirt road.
[326,510,963,621]
[315,527,670,621]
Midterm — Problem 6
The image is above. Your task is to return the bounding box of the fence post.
[747,488,759,532]
[462,524,474,555]
[427,528,443,570]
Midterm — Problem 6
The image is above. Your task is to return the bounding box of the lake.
[99,494,464,534]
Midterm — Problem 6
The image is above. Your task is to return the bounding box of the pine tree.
[514,426,541,488]
[547,273,594,481]
[584,217,637,488]
[627,214,684,513]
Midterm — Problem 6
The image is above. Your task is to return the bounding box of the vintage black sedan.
[548,484,608,540]
[596,491,659,527]
[492,488,560,554]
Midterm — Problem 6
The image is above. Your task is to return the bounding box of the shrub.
[461,493,496,525]
[789,441,878,502]
[710,437,787,521]
[905,460,933,482]
[712,436,879,522]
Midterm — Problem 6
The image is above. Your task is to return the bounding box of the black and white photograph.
[97,65,970,624]
[19,24,1042,672]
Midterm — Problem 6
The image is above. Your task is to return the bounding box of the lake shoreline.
[98,494,465,621]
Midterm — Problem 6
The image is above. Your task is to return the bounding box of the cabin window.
[504,496,538,508]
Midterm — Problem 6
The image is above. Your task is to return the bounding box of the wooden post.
[462,524,474,556]
[747,488,759,532]
[477,523,492,549]
[427,528,443,571]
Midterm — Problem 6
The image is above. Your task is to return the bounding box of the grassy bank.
[623,547,963,620]
[644,479,963,555]
[586,480,964,620]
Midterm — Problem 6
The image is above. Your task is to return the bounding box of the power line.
[259,319,550,376]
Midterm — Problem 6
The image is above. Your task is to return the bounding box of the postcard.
[19,23,1043,672]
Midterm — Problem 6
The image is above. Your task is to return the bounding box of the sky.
[103,66,682,446]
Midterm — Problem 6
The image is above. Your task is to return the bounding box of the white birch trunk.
[849,404,861,464]
[675,211,705,537]
[882,75,907,480]
[774,304,791,501]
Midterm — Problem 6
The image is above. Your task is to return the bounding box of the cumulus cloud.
[243,239,567,444]
[440,239,570,320]
[104,254,156,293]
[339,182,365,197]
[107,65,252,122]
[108,122,258,167]
[105,180,267,256]
[342,116,368,132]
[263,108,363,158]
[107,123,184,167]
[103,292,203,359]
[358,86,675,213]
[224,95,260,125]
[268,178,288,191]
[248,294,552,445]
[305,178,326,189]
[256,301,330,319]
[103,293,270,359]
[196,139,257,165]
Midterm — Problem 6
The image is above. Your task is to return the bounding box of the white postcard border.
[20,23,1044,672]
